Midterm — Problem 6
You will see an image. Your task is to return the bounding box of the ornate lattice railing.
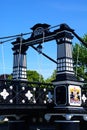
[0,80,54,105]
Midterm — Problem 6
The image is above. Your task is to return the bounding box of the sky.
[0,0,87,79]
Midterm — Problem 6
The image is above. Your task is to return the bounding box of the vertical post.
[12,38,28,80]
[55,25,76,81]
[52,24,83,130]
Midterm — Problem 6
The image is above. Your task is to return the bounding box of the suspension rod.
[71,31,87,48]
[31,45,57,64]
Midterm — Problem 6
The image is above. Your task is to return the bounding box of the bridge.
[0,23,87,130]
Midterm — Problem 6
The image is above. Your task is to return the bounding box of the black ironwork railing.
[0,79,54,105]
[0,79,87,108]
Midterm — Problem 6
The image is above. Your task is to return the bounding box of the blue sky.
[0,0,87,79]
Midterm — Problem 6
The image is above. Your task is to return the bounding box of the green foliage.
[27,70,44,82]
[73,34,87,81]
[73,44,87,66]
[83,34,87,42]
[7,74,12,80]
[5,34,87,84]
[45,70,56,83]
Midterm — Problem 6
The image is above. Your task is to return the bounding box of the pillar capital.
[12,37,28,54]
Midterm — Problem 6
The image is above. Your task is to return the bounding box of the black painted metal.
[0,79,53,104]
[0,23,87,130]
[31,45,57,64]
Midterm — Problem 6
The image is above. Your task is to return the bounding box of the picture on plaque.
[68,85,81,106]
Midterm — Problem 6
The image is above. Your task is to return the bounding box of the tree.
[7,74,12,80]
[45,70,56,83]
[6,34,87,83]
[72,34,87,81]
[45,34,87,82]
[27,70,44,82]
